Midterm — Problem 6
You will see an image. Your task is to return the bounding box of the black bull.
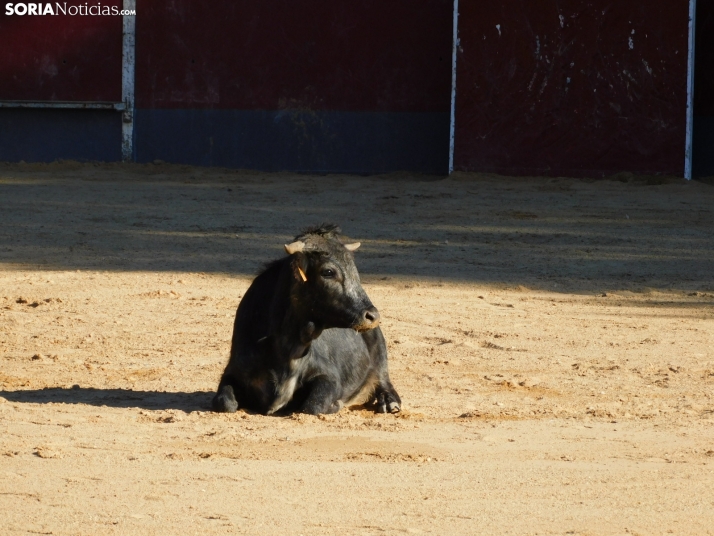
[213,225,401,415]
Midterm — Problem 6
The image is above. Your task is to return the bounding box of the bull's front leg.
[373,380,401,413]
[213,382,239,413]
[300,376,342,415]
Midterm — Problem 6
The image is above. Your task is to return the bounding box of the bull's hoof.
[375,386,401,414]
[212,385,239,413]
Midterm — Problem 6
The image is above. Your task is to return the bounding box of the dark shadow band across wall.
[0,109,122,163]
[133,109,450,174]
[0,108,449,174]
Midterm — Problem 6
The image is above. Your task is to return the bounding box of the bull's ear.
[344,242,361,251]
[284,241,305,255]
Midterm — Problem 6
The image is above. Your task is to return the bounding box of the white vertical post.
[121,0,136,162]
[448,0,459,175]
[685,0,697,180]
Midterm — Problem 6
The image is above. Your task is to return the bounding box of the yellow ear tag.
[298,267,308,282]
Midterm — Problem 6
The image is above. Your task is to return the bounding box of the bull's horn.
[284,241,305,255]
[344,242,361,251]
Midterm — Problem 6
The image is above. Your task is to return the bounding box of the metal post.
[685,0,697,180]
[448,0,459,175]
[122,0,136,162]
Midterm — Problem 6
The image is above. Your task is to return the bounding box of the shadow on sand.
[0,387,215,412]
[1,164,713,292]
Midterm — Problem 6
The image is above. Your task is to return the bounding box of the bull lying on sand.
[213,224,401,415]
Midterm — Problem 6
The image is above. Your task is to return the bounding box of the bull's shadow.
[0,387,214,412]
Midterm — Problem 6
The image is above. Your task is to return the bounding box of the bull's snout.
[355,306,380,331]
[364,307,380,325]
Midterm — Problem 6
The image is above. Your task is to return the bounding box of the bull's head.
[284,227,379,333]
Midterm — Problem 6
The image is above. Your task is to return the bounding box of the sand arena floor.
[1,163,713,535]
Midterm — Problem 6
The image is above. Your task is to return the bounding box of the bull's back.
[230,260,288,356]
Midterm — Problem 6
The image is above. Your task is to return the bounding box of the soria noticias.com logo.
[5,3,135,15]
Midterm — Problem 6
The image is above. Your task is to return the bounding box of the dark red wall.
[132,0,453,172]
[135,0,452,112]
[453,0,690,177]
[0,6,122,101]
[0,0,696,176]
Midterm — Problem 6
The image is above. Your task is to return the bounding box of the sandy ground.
[1,162,713,535]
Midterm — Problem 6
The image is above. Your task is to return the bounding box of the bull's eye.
[321,268,336,278]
